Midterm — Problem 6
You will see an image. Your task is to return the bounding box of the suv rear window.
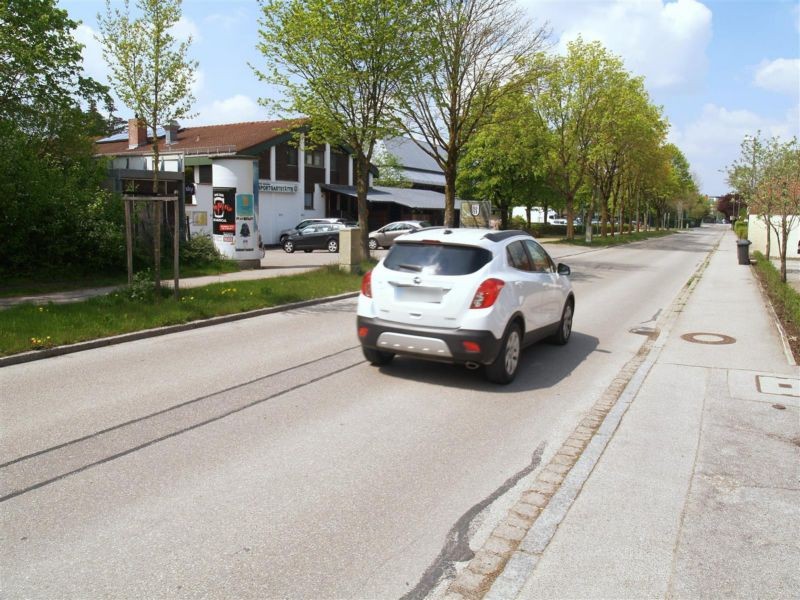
[384,242,492,275]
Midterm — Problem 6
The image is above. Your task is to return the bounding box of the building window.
[304,193,314,210]
[198,164,212,184]
[286,146,298,166]
[305,149,324,168]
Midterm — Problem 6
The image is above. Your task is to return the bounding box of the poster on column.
[235,193,255,251]
[212,188,236,243]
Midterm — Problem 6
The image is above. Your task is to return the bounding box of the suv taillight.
[361,270,373,297]
[470,278,504,309]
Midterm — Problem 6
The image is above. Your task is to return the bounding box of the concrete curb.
[0,291,360,369]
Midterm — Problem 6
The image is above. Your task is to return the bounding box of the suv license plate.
[395,286,443,303]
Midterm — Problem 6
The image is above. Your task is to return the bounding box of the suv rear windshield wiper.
[397,263,422,272]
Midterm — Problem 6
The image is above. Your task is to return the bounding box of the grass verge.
[0,261,239,298]
[557,229,676,247]
[0,264,366,357]
[752,252,800,362]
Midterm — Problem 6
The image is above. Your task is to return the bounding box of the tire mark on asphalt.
[401,443,545,600]
[0,347,363,503]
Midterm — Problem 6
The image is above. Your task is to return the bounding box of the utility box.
[339,227,363,273]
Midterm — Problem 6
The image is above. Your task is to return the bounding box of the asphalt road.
[0,227,724,599]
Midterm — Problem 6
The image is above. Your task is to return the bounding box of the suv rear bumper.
[356,316,503,365]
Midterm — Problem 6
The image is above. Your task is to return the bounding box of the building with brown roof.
[95,119,451,256]
[95,118,363,255]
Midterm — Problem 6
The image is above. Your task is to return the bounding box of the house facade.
[95,119,368,257]
[95,122,457,257]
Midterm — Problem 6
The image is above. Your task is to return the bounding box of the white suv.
[357,228,574,383]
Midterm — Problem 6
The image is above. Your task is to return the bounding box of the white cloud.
[74,23,108,84]
[521,0,713,92]
[191,69,206,97]
[204,11,247,31]
[669,103,800,194]
[171,16,201,43]
[188,95,271,126]
[753,58,800,96]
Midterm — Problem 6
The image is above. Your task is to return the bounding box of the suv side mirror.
[557,263,571,276]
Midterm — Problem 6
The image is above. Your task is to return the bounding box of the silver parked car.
[368,220,431,250]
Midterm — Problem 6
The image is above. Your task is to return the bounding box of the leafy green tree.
[587,71,666,238]
[527,38,621,240]
[398,0,549,227]
[373,148,412,188]
[727,132,773,254]
[457,89,546,228]
[98,0,198,289]
[0,0,123,277]
[255,0,427,254]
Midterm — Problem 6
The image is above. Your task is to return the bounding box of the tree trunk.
[443,154,457,227]
[355,154,371,257]
[566,193,575,240]
[779,218,788,283]
[151,128,161,301]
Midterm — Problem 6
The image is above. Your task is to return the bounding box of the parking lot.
[259,244,387,274]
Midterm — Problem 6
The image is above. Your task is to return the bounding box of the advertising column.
[212,158,264,264]
[212,187,236,256]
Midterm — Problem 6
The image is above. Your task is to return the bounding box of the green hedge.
[753,251,800,330]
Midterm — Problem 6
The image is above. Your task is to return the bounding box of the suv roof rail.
[482,230,532,242]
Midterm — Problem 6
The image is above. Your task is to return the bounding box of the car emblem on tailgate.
[413,276,422,285]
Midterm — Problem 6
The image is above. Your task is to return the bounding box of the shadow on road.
[374,331,600,393]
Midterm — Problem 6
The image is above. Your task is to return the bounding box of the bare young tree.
[750,137,800,282]
[398,0,549,227]
[98,0,197,292]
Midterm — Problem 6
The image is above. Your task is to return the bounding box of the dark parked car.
[282,222,353,253]
[278,218,355,245]
[368,220,431,250]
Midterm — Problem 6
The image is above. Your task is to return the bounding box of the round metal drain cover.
[680,332,736,345]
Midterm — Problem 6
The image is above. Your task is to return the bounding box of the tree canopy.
[0,0,123,277]
[255,0,429,254]
[398,0,549,227]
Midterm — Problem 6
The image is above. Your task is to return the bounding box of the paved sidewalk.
[488,230,799,599]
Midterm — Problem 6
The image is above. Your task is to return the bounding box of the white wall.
[512,206,558,224]
[749,214,800,259]
[258,184,324,244]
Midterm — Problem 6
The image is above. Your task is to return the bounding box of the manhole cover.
[757,375,800,398]
[680,332,736,345]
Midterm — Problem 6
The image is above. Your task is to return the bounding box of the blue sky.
[61,0,799,196]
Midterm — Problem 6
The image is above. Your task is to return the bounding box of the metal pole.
[124,198,133,286]
[173,197,179,299]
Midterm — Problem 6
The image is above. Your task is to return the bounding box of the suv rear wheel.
[363,347,395,365]
[486,322,522,384]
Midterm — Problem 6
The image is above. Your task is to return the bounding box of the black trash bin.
[736,239,752,265]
